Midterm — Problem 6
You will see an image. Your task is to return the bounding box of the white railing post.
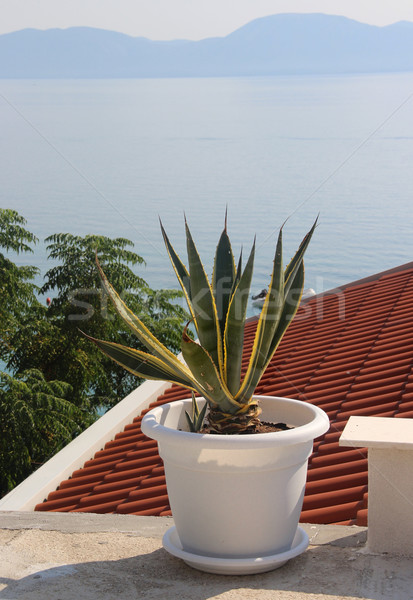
[340,415,413,555]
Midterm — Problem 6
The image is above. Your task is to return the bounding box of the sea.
[1,73,413,316]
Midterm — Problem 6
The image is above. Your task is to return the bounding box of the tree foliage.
[9,232,187,409]
[0,210,39,363]
[0,369,90,494]
[0,209,188,496]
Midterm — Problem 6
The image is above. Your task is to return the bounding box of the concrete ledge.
[339,415,413,449]
[2,514,413,600]
[0,512,367,546]
[0,511,173,536]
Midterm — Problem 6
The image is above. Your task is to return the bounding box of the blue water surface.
[1,73,413,311]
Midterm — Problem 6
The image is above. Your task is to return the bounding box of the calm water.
[1,73,413,312]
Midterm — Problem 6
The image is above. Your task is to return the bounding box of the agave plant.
[87,216,317,434]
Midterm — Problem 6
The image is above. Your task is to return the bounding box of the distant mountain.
[1,13,413,78]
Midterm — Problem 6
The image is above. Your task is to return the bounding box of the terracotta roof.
[35,262,413,525]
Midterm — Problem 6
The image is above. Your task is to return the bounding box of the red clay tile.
[310,448,368,468]
[301,500,365,524]
[71,460,120,478]
[306,459,368,482]
[42,503,80,512]
[101,463,163,483]
[71,500,121,513]
[117,494,170,514]
[132,505,171,517]
[57,472,111,489]
[396,410,413,418]
[302,485,368,512]
[47,482,97,500]
[356,508,368,527]
[77,487,138,508]
[305,471,368,495]
[92,477,148,494]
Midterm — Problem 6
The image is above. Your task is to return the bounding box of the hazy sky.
[1,0,413,39]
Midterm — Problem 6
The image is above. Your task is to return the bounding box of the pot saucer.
[162,526,309,575]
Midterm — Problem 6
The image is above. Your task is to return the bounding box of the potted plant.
[86,215,329,574]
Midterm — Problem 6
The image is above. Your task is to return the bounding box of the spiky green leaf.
[185,221,223,370]
[185,392,208,432]
[181,329,239,413]
[160,219,193,310]
[265,260,305,370]
[284,217,317,297]
[96,257,192,379]
[224,239,255,395]
[212,225,236,338]
[231,249,243,297]
[84,333,195,389]
[235,228,284,403]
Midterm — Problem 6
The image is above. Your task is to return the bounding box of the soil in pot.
[200,421,293,434]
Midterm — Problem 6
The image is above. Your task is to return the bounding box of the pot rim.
[141,395,329,449]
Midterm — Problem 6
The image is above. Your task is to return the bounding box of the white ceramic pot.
[141,395,329,574]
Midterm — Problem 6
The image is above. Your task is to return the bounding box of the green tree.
[0,209,188,495]
[0,209,83,496]
[0,209,39,363]
[0,369,90,495]
[9,232,188,411]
